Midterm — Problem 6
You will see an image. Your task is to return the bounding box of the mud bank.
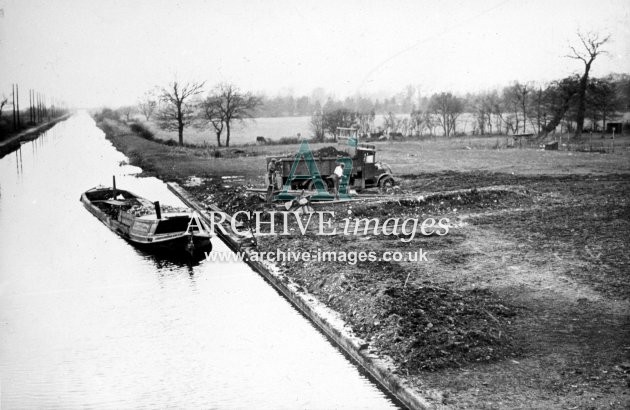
[0,114,71,158]
[168,182,431,409]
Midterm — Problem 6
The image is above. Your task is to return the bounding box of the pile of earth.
[314,146,351,157]
[261,234,520,373]
[351,187,530,219]
[183,178,264,215]
[368,284,518,372]
[325,259,520,372]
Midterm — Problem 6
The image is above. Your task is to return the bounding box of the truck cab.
[351,144,393,189]
[337,127,394,189]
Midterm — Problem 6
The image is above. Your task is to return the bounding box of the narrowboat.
[81,181,212,255]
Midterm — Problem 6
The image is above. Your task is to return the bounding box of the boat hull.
[80,188,212,255]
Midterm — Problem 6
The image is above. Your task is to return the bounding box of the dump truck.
[265,128,395,192]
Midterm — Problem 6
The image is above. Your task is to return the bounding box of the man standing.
[332,162,344,200]
[266,159,277,204]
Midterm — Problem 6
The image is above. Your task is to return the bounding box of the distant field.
[100,118,630,184]
[138,116,312,146]
[375,134,630,176]
[137,113,629,150]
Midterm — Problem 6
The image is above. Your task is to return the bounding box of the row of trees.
[256,92,413,118]
[129,82,261,147]
[307,92,467,139]
[0,85,67,138]
[121,32,625,145]
[308,33,627,139]
[306,71,628,140]
[129,70,627,147]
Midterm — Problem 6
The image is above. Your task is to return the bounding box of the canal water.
[0,112,399,409]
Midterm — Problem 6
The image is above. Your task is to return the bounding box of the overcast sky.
[1,0,628,108]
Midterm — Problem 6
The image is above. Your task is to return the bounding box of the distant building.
[606,122,622,134]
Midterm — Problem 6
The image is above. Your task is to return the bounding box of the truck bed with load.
[266,143,395,192]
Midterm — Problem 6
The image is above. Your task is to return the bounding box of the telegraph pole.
[32,89,36,124]
[29,89,33,124]
[12,84,16,130]
[16,84,20,129]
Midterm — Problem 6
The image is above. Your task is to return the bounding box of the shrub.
[129,122,155,141]
[93,108,119,123]
[264,136,303,146]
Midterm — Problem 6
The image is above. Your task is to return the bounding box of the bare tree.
[117,106,135,122]
[471,92,496,135]
[203,83,261,147]
[514,82,531,133]
[423,110,436,136]
[138,90,157,121]
[198,95,225,147]
[586,77,622,131]
[502,85,521,134]
[529,86,545,134]
[499,82,534,135]
[410,109,427,136]
[355,110,375,135]
[429,92,462,136]
[567,31,610,138]
[157,80,205,146]
[310,109,325,141]
[486,92,507,134]
[384,112,401,135]
[322,108,357,141]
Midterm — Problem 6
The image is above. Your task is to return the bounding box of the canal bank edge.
[0,114,72,158]
[167,182,432,410]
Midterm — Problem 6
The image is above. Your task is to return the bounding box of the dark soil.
[187,170,630,407]
[97,117,630,408]
[314,146,351,157]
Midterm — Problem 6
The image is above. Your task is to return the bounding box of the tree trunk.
[442,113,448,136]
[226,122,231,147]
[176,104,184,146]
[216,131,222,147]
[16,84,20,129]
[177,123,183,146]
[574,62,592,139]
[542,107,569,135]
[12,85,16,130]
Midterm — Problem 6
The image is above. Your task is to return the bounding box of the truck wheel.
[325,179,335,191]
[379,176,395,188]
[307,179,333,192]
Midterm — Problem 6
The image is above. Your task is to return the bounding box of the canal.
[0,113,400,409]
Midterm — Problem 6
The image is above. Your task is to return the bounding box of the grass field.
[97,116,630,408]
[101,117,630,181]
[378,135,630,176]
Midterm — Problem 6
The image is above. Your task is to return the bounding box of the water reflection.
[15,146,23,175]
[134,245,205,274]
